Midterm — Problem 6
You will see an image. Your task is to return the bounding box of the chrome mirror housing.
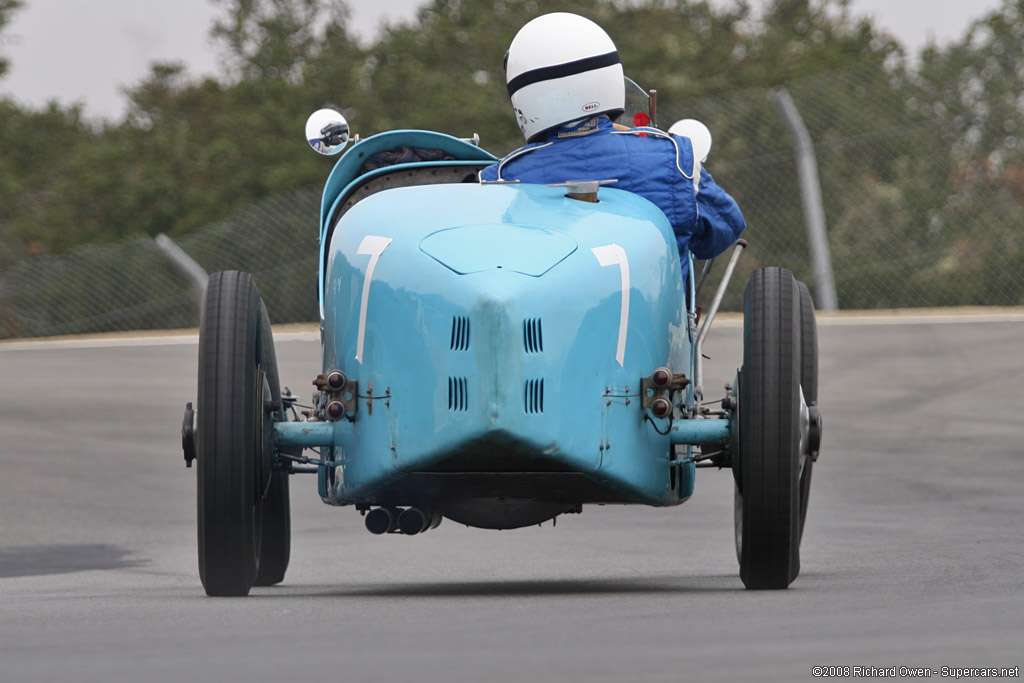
[305,108,350,156]
[669,118,712,163]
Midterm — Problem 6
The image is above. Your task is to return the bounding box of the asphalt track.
[1,313,1022,682]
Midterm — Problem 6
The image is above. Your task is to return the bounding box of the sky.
[0,0,1004,121]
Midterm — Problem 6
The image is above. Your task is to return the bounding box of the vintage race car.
[181,93,822,596]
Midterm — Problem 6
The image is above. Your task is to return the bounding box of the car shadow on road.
[249,575,744,598]
[0,544,147,578]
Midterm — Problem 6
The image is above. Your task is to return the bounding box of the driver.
[479,12,746,280]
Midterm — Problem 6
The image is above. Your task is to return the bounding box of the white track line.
[711,310,1024,327]
[2,309,1022,351]
[0,327,321,351]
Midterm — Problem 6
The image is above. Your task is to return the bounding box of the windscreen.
[623,76,655,128]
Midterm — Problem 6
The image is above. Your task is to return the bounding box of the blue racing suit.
[479,117,746,281]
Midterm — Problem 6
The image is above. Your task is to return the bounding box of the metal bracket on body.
[313,371,358,421]
[640,372,691,411]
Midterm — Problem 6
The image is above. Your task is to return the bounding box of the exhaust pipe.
[398,508,442,535]
[365,507,400,535]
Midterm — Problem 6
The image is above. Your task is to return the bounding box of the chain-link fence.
[2,65,1023,339]
[668,65,1024,312]
[0,189,321,338]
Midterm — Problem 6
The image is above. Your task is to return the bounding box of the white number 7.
[591,244,630,367]
[355,235,393,364]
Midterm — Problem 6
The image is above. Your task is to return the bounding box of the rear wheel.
[197,271,280,596]
[253,302,290,586]
[735,267,803,589]
[254,471,290,585]
[796,281,818,541]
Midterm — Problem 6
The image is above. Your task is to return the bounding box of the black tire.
[796,283,818,406]
[197,271,273,596]
[253,301,291,586]
[735,267,803,589]
[254,471,290,585]
[796,281,818,541]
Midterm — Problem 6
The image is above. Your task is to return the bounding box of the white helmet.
[504,13,625,142]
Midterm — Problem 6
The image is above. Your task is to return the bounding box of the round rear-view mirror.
[669,119,712,163]
[305,109,350,156]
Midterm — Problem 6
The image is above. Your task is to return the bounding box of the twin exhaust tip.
[365,507,442,535]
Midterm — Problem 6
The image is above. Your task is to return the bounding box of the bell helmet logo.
[582,101,600,112]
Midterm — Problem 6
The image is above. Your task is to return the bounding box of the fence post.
[768,87,839,311]
[153,234,208,316]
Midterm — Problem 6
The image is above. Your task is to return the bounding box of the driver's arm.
[689,168,746,260]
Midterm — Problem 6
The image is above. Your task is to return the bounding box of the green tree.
[0,0,21,78]
[917,0,1024,164]
[211,0,353,82]
[908,0,1024,306]
[0,0,24,266]
[114,0,368,234]
[5,0,1023,310]
[0,102,94,265]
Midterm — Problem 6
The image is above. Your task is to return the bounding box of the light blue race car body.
[190,123,820,595]
[293,130,722,529]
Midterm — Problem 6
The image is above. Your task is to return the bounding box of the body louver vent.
[448,377,468,412]
[523,318,543,353]
[450,316,470,351]
[524,378,544,414]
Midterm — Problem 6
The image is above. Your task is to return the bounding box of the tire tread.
[738,267,802,589]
